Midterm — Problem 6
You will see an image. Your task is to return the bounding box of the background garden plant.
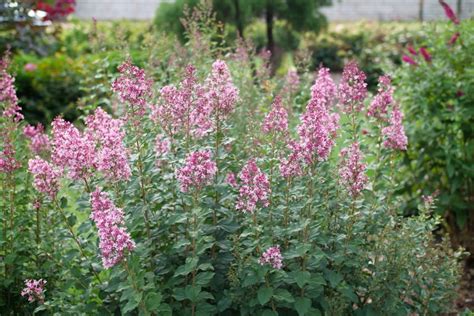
[0,2,469,315]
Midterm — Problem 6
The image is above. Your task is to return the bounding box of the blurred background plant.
[393,19,474,256]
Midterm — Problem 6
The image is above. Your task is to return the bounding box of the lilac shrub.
[0,9,464,314]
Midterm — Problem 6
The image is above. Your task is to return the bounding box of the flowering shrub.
[395,7,474,254]
[0,8,465,315]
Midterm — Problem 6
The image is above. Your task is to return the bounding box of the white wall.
[74,0,474,21]
[321,0,474,21]
[74,0,173,20]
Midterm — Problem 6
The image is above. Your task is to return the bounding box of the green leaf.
[60,197,68,208]
[145,292,162,311]
[262,310,278,316]
[294,271,311,288]
[184,285,202,303]
[294,297,311,316]
[325,270,343,288]
[257,287,273,305]
[122,297,139,313]
[273,289,295,303]
[340,287,358,303]
[174,257,199,277]
[195,272,215,286]
[67,214,76,226]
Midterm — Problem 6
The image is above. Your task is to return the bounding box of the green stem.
[123,259,149,315]
[135,137,151,238]
[53,198,103,284]
[265,273,276,312]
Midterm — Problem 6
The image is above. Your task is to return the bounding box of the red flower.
[407,46,418,56]
[419,47,432,62]
[448,32,461,45]
[402,55,417,66]
[439,0,460,24]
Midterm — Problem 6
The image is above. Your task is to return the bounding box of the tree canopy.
[154,0,332,53]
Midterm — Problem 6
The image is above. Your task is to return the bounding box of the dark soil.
[454,258,474,313]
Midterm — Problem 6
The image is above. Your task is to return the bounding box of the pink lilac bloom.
[236,159,271,213]
[225,172,238,188]
[368,75,394,120]
[262,96,288,134]
[176,150,217,193]
[281,69,300,97]
[296,68,340,163]
[154,134,171,168]
[24,124,50,155]
[279,148,303,179]
[203,60,239,122]
[28,157,62,198]
[339,142,368,198]
[33,199,42,210]
[0,59,23,122]
[259,245,283,269]
[51,117,96,181]
[85,108,131,181]
[90,189,135,268]
[152,65,212,138]
[21,279,46,304]
[419,47,432,62]
[382,106,408,151]
[449,32,461,45]
[112,60,153,117]
[439,0,460,24]
[402,55,417,66]
[338,61,368,114]
[0,140,21,173]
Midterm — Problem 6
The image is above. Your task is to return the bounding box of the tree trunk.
[234,0,244,39]
[265,0,274,55]
[419,0,424,22]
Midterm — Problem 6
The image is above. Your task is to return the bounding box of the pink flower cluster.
[338,61,368,114]
[155,134,171,168]
[225,172,238,188]
[1,57,23,122]
[152,60,238,138]
[51,117,96,181]
[50,108,131,182]
[203,60,239,121]
[262,96,288,134]
[259,245,283,269]
[90,189,135,268]
[281,69,300,97]
[24,124,50,155]
[236,159,270,213]
[382,106,408,151]
[176,150,217,193]
[28,157,61,198]
[295,67,340,163]
[86,108,131,181]
[279,143,303,179]
[368,75,394,120]
[21,279,46,304]
[0,141,21,173]
[339,142,368,197]
[112,60,153,117]
[152,65,210,137]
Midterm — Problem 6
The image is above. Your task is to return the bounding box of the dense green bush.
[1,9,464,315]
[393,20,474,253]
[303,22,424,89]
